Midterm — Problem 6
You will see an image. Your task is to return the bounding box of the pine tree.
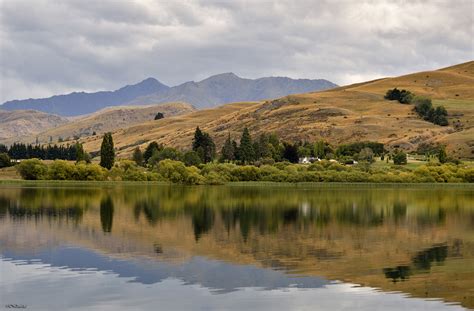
[238,127,255,163]
[192,127,215,163]
[100,132,115,169]
[132,146,144,166]
[192,127,204,151]
[144,141,161,163]
[220,133,235,161]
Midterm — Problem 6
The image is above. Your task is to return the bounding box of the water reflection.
[100,196,114,233]
[0,184,473,309]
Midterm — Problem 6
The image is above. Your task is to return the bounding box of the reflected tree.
[191,205,215,241]
[100,196,114,233]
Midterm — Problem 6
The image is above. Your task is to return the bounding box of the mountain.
[1,102,195,145]
[1,74,337,116]
[1,78,169,116]
[76,61,473,159]
[127,73,338,108]
[0,109,69,141]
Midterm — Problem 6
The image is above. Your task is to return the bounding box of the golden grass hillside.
[0,109,69,141]
[75,61,473,159]
[2,102,195,146]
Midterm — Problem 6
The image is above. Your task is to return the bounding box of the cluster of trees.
[384,88,414,104]
[413,97,448,126]
[384,88,448,126]
[0,143,81,160]
[16,157,474,184]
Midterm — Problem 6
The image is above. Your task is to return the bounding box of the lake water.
[0,184,473,310]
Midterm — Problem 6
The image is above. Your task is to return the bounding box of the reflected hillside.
[0,184,473,308]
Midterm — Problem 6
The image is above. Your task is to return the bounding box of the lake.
[0,183,473,310]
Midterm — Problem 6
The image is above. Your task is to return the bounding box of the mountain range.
[1,74,337,116]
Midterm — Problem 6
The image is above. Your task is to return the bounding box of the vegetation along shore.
[1,123,473,184]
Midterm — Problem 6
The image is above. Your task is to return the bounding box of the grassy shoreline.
[1,179,472,188]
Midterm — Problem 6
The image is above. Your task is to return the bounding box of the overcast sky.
[0,0,472,103]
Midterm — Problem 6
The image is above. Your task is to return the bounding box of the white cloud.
[0,0,472,102]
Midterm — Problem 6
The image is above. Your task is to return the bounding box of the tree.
[144,141,161,163]
[0,153,11,168]
[438,146,447,164]
[192,127,215,163]
[384,88,413,104]
[220,133,235,161]
[184,150,202,166]
[100,132,115,169]
[393,150,407,165]
[283,142,299,163]
[154,112,164,120]
[100,196,114,233]
[192,127,204,151]
[358,147,375,163]
[148,147,182,166]
[132,146,144,166]
[237,128,255,163]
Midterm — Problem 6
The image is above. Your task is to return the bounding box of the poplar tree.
[100,132,115,169]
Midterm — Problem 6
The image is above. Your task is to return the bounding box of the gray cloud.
[0,0,472,103]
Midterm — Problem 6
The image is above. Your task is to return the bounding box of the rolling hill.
[0,109,69,141]
[1,102,195,145]
[1,74,337,116]
[75,61,473,159]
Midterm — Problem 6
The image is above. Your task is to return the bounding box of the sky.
[0,0,472,103]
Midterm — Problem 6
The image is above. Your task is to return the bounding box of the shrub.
[148,147,182,166]
[384,88,413,104]
[16,159,48,180]
[156,159,189,183]
[232,165,261,181]
[205,171,227,185]
[183,151,202,166]
[74,163,108,181]
[0,153,11,168]
[48,160,77,180]
[393,151,407,165]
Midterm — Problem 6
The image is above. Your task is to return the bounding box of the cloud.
[0,0,472,102]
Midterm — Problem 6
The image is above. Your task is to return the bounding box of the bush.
[148,147,182,166]
[232,165,261,181]
[0,153,11,168]
[74,163,108,181]
[183,151,202,166]
[109,160,150,181]
[393,151,407,165]
[155,159,189,183]
[384,88,413,104]
[48,160,77,180]
[16,159,48,180]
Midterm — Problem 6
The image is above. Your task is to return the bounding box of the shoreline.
[1,179,473,188]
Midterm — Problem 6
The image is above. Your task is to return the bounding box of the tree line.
[129,127,391,168]
[0,143,80,161]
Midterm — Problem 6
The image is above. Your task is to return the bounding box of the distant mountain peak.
[203,72,240,81]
